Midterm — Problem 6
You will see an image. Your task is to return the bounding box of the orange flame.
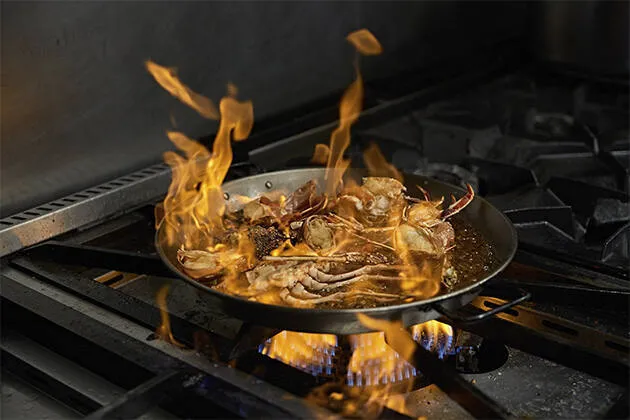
[353,314,416,417]
[347,29,384,56]
[324,73,363,194]
[363,142,403,182]
[145,60,219,120]
[324,29,382,195]
[155,285,185,347]
[261,331,337,367]
[356,314,417,363]
[147,58,254,251]
[311,144,330,165]
[347,331,414,390]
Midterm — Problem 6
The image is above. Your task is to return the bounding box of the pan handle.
[433,289,531,324]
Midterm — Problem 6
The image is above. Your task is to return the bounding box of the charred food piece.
[248,225,286,259]
[289,226,303,245]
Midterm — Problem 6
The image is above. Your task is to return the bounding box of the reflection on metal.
[93,271,144,289]
[472,296,630,362]
[0,163,171,257]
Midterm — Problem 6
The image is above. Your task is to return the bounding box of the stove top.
[2,62,628,419]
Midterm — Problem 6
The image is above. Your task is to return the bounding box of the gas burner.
[258,321,507,388]
[412,161,480,192]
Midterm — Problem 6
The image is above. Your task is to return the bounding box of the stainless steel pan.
[156,168,523,335]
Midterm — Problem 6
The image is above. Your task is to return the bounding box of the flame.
[347,29,384,55]
[149,58,254,255]
[324,29,382,195]
[324,74,362,195]
[155,285,185,347]
[411,320,454,359]
[363,142,403,182]
[350,314,416,417]
[398,246,442,297]
[146,60,219,119]
[311,144,330,165]
[347,332,415,387]
[261,331,337,373]
[266,318,455,417]
[356,314,417,363]
[270,241,317,257]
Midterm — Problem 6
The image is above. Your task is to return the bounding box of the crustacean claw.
[441,184,475,220]
[416,185,431,202]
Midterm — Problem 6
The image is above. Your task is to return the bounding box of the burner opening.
[451,331,509,374]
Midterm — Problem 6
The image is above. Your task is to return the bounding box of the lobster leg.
[441,184,475,220]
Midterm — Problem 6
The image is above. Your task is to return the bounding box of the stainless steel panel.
[0,163,170,257]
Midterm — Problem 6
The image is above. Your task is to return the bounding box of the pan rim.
[154,167,518,317]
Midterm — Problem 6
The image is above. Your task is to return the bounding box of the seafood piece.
[177,248,250,279]
[243,199,277,224]
[362,177,406,198]
[242,180,328,226]
[337,177,407,227]
[395,221,455,256]
[440,184,475,220]
[284,180,318,213]
[408,184,474,227]
[396,184,474,258]
[245,261,402,306]
[177,249,224,278]
[302,216,335,251]
[395,218,456,257]
[279,289,403,307]
[246,261,295,291]
[280,180,328,223]
[407,200,442,227]
[395,224,439,255]
[263,251,396,266]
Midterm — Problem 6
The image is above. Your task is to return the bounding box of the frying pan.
[156,168,524,335]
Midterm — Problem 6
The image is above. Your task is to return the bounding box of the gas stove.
[1,54,628,419]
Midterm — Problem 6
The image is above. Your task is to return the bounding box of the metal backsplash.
[1,1,526,217]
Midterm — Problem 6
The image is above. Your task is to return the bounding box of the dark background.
[1,1,527,216]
